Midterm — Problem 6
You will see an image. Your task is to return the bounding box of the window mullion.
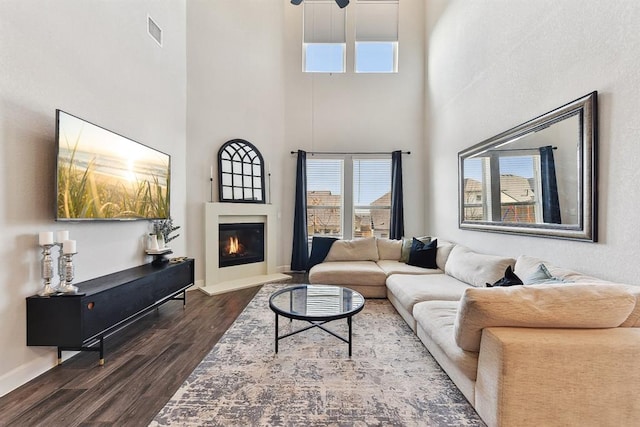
[343,155,354,239]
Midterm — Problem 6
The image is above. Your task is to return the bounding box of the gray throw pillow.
[524,263,568,285]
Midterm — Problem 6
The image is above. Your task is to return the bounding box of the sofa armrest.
[475,327,640,427]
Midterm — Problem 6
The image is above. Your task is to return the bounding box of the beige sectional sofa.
[308,236,640,427]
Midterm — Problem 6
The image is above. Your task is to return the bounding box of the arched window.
[218,139,265,203]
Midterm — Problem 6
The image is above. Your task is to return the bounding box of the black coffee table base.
[269,285,365,358]
[274,314,354,356]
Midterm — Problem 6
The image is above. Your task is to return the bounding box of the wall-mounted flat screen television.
[55,110,171,221]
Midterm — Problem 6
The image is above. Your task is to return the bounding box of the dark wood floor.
[0,285,265,426]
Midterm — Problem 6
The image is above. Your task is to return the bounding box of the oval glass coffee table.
[269,285,365,357]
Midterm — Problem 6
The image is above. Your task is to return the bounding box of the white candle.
[63,239,76,254]
[56,230,69,243]
[210,166,214,179]
[39,231,54,246]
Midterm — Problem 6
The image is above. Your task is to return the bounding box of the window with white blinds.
[304,1,346,73]
[307,159,344,237]
[307,156,391,240]
[355,0,398,73]
[353,158,392,237]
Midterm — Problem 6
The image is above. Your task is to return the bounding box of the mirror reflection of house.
[499,174,537,223]
[464,175,538,223]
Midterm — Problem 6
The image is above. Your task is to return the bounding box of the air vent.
[147,15,162,47]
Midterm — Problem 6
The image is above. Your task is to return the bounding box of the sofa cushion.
[309,261,387,287]
[454,283,637,352]
[376,238,402,260]
[377,260,444,276]
[444,245,515,288]
[621,285,640,327]
[407,238,438,269]
[324,237,379,262]
[413,301,479,381]
[435,240,455,271]
[386,273,470,317]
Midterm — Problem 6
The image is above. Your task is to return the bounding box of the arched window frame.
[218,139,266,204]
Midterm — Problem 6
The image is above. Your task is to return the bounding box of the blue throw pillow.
[306,236,338,272]
[407,238,438,269]
[486,265,523,287]
[400,235,431,263]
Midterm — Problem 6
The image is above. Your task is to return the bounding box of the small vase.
[148,234,159,251]
[157,234,165,249]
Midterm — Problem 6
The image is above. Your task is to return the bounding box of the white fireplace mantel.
[200,202,289,296]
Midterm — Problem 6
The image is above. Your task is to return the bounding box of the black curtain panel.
[291,150,309,271]
[390,150,405,240]
[540,146,562,224]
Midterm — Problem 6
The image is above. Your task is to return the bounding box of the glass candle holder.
[38,244,56,296]
[58,252,79,294]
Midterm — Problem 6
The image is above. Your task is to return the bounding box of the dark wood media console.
[26,258,194,365]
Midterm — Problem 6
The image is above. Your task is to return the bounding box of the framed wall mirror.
[458,92,597,241]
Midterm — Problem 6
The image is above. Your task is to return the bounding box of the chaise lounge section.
[308,236,640,427]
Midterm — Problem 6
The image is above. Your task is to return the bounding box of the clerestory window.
[303,1,346,73]
[301,0,399,73]
[355,0,399,73]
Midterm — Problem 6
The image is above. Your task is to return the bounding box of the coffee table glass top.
[269,285,365,321]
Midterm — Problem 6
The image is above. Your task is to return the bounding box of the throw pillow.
[486,265,523,287]
[306,236,337,271]
[407,238,438,269]
[524,263,568,285]
[400,235,431,263]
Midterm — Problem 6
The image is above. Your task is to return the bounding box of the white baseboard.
[198,273,291,296]
[0,352,57,398]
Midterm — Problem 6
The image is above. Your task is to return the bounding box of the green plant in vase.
[152,218,180,248]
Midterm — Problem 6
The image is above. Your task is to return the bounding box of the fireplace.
[219,223,265,268]
[203,203,290,296]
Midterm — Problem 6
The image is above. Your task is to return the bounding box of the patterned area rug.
[151,284,485,426]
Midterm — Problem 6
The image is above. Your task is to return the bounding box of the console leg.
[99,337,104,366]
[57,347,62,365]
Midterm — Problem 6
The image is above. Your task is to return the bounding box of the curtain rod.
[290,150,411,155]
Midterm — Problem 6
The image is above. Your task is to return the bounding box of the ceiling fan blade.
[335,0,349,8]
[291,0,303,4]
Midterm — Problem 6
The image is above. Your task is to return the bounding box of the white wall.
[279,0,426,267]
[425,0,640,284]
[0,0,186,397]
[185,0,287,282]
[186,0,426,277]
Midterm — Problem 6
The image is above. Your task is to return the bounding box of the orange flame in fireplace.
[228,236,240,255]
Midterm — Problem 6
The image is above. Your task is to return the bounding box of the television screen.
[56,110,171,220]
